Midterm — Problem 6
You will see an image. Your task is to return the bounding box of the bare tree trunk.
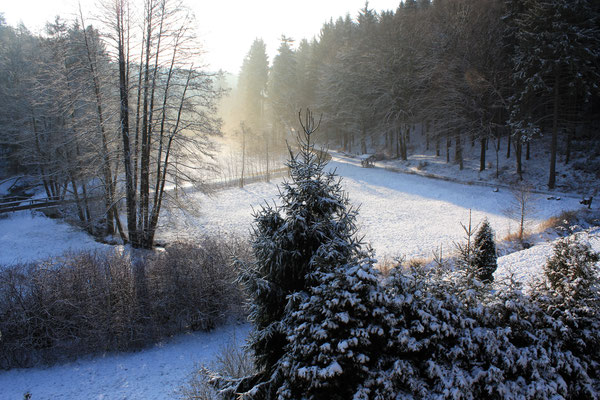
[565,127,572,165]
[479,137,486,172]
[506,130,511,159]
[515,138,523,180]
[146,67,193,246]
[548,69,559,189]
[455,131,463,170]
[116,0,137,246]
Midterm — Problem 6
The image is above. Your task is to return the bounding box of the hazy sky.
[2,0,401,73]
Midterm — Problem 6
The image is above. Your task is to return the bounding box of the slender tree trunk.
[565,127,572,164]
[455,131,463,170]
[146,68,192,246]
[479,138,486,172]
[361,125,367,154]
[548,69,559,189]
[425,120,430,151]
[265,137,270,182]
[516,138,523,180]
[80,9,114,235]
[117,1,137,246]
[446,133,450,163]
[506,130,511,159]
[241,126,246,188]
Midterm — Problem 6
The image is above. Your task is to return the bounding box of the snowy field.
[0,211,109,265]
[0,324,250,400]
[158,155,581,261]
[0,155,596,400]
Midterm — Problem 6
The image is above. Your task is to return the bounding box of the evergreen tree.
[267,36,298,138]
[508,0,600,189]
[230,110,365,398]
[277,257,395,400]
[472,218,498,283]
[238,38,269,134]
[544,235,599,300]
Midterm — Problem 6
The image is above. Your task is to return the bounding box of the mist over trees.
[232,0,599,190]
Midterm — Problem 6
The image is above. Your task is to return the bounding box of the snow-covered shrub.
[471,218,497,283]
[543,235,599,300]
[0,237,248,369]
[277,257,395,400]
[377,264,600,399]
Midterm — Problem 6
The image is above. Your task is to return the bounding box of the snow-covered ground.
[0,154,597,400]
[0,324,250,400]
[158,155,582,261]
[0,211,109,265]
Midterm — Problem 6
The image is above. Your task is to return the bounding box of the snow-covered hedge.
[0,238,248,369]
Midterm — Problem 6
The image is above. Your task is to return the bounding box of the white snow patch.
[0,324,250,400]
[0,211,109,266]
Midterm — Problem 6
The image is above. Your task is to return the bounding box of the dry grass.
[179,336,255,400]
[538,210,579,233]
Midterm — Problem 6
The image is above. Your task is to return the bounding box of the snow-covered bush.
[544,235,599,300]
[277,257,395,400]
[376,264,600,399]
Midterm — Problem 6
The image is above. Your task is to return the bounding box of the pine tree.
[267,36,298,136]
[472,218,497,283]
[231,110,365,398]
[277,256,395,400]
[544,235,599,300]
[238,39,269,134]
[508,0,600,189]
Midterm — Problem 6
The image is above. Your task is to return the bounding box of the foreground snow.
[0,324,250,400]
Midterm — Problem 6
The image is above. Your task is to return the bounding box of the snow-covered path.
[0,324,250,400]
[159,156,580,261]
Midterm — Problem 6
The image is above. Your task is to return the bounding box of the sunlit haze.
[2,0,401,73]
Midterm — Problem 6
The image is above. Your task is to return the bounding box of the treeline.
[236,0,599,189]
[0,0,223,248]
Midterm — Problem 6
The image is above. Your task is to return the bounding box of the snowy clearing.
[0,211,109,265]
[159,155,582,261]
[0,324,250,400]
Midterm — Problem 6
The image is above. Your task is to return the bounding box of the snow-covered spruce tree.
[535,234,600,397]
[379,264,600,399]
[472,218,497,283]
[544,234,599,301]
[225,110,366,398]
[276,253,396,400]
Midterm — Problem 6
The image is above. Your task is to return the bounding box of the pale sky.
[2,0,400,73]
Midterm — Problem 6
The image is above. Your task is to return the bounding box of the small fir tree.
[472,218,497,283]
[544,235,599,300]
